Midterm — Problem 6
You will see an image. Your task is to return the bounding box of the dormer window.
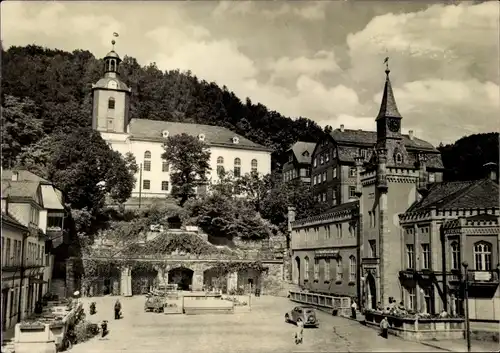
[198,134,206,141]
[232,137,239,144]
[303,151,309,157]
[395,153,403,164]
[162,130,169,138]
[107,81,118,90]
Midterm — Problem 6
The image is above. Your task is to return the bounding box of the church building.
[91,42,272,206]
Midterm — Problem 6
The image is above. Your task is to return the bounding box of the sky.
[2,0,499,145]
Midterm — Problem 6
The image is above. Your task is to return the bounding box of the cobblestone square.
[71,296,446,353]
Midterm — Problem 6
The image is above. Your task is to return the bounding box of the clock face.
[388,119,400,133]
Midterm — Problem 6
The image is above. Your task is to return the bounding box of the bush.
[74,321,99,344]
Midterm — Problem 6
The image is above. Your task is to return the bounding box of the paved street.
[71,295,447,353]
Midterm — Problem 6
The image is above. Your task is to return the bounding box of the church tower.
[92,39,131,133]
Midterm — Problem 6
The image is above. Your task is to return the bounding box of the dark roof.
[1,170,49,183]
[104,50,121,60]
[93,76,130,91]
[1,180,39,199]
[330,129,437,152]
[376,70,402,120]
[128,119,272,152]
[289,141,316,164]
[1,212,28,230]
[407,178,499,212]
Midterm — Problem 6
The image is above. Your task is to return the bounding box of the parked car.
[285,306,319,327]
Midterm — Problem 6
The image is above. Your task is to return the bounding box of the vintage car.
[284,305,319,328]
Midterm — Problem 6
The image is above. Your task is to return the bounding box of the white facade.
[100,132,272,199]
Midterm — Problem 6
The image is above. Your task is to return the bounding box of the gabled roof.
[1,212,28,231]
[128,119,272,152]
[376,70,402,120]
[288,141,316,164]
[407,178,499,213]
[330,129,437,152]
[1,180,40,200]
[1,170,50,183]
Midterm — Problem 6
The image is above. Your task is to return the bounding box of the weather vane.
[111,32,119,50]
[383,48,389,73]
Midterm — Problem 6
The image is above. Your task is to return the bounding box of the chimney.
[417,154,429,199]
[408,130,414,140]
[354,156,364,197]
[287,207,296,232]
[483,162,499,183]
[340,124,345,132]
[11,171,19,181]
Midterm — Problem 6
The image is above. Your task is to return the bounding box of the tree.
[1,95,45,168]
[162,133,211,206]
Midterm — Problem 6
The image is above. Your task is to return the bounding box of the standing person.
[380,316,389,339]
[351,300,358,320]
[295,319,304,345]
[114,299,122,320]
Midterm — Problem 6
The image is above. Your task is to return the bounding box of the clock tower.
[91,39,131,133]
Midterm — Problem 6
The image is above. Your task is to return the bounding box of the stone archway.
[168,267,194,291]
[294,257,301,285]
[366,273,377,310]
[131,267,158,295]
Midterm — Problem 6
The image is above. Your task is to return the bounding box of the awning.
[314,249,339,259]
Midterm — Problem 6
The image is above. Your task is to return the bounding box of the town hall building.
[91,42,272,206]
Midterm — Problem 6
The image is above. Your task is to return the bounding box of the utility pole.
[462,261,471,353]
[138,163,143,209]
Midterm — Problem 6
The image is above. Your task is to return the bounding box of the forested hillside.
[1,45,324,168]
[2,45,498,181]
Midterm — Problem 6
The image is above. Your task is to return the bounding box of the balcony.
[447,269,462,284]
[467,270,499,288]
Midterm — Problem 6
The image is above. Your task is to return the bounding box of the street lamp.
[462,261,471,353]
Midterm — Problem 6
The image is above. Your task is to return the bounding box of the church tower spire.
[376,58,403,142]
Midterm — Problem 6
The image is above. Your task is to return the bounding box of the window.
[162,162,169,172]
[6,238,11,266]
[369,240,377,257]
[251,159,258,173]
[304,257,310,280]
[234,158,241,177]
[349,256,356,282]
[13,240,18,266]
[336,257,343,281]
[406,244,415,269]
[324,259,330,282]
[474,242,492,270]
[332,148,337,158]
[143,151,151,171]
[322,193,326,202]
[313,175,317,185]
[336,224,342,238]
[326,225,331,239]
[332,167,337,179]
[450,242,460,270]
[320,154,324,165]
[395,153,403,164]
[47,216,62,228]
[349,167,357,177]
[1,237,3,266]
[423,287,434,314]
[408,287,416,310]
[143,180,150,190]
[108,97,115,109]
[314,259,319,281]
[428,173,436,183]
[332,188,337,205]
[421,244,431,269]
[323,171,327,182]
[16,240,21,265]
[325,152,330,162]
[161,181,169,191]
[288,154,293,162]
[314,157,317,168]
[217,156,224,176]
[349,186,356,199]
[348,222,356,237]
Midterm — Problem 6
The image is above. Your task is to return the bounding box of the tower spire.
[376,57,402,121]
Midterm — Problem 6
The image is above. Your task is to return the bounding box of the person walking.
[295,319,304,345]
[114,299,122,320]
[380,316,389,339]
[351,300,357,320]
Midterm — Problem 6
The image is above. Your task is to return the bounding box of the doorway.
[168,267,193,291]
[294,257,301,285]
[366,273,377,309]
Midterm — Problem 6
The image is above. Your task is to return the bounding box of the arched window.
[474,242,492,270]
[234,158,241,177]
[336,256,343,281]
[450,242,460,270]
[109,59,116,72]
[313,259,319,281]
[395,153,403,164]
[108,97,115,109]
[349,256,356,282]
[217,156,224,176]
[143,151,151,172]
[324,259,330,282]
[251,159,258,173]
[304,256,309,280]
